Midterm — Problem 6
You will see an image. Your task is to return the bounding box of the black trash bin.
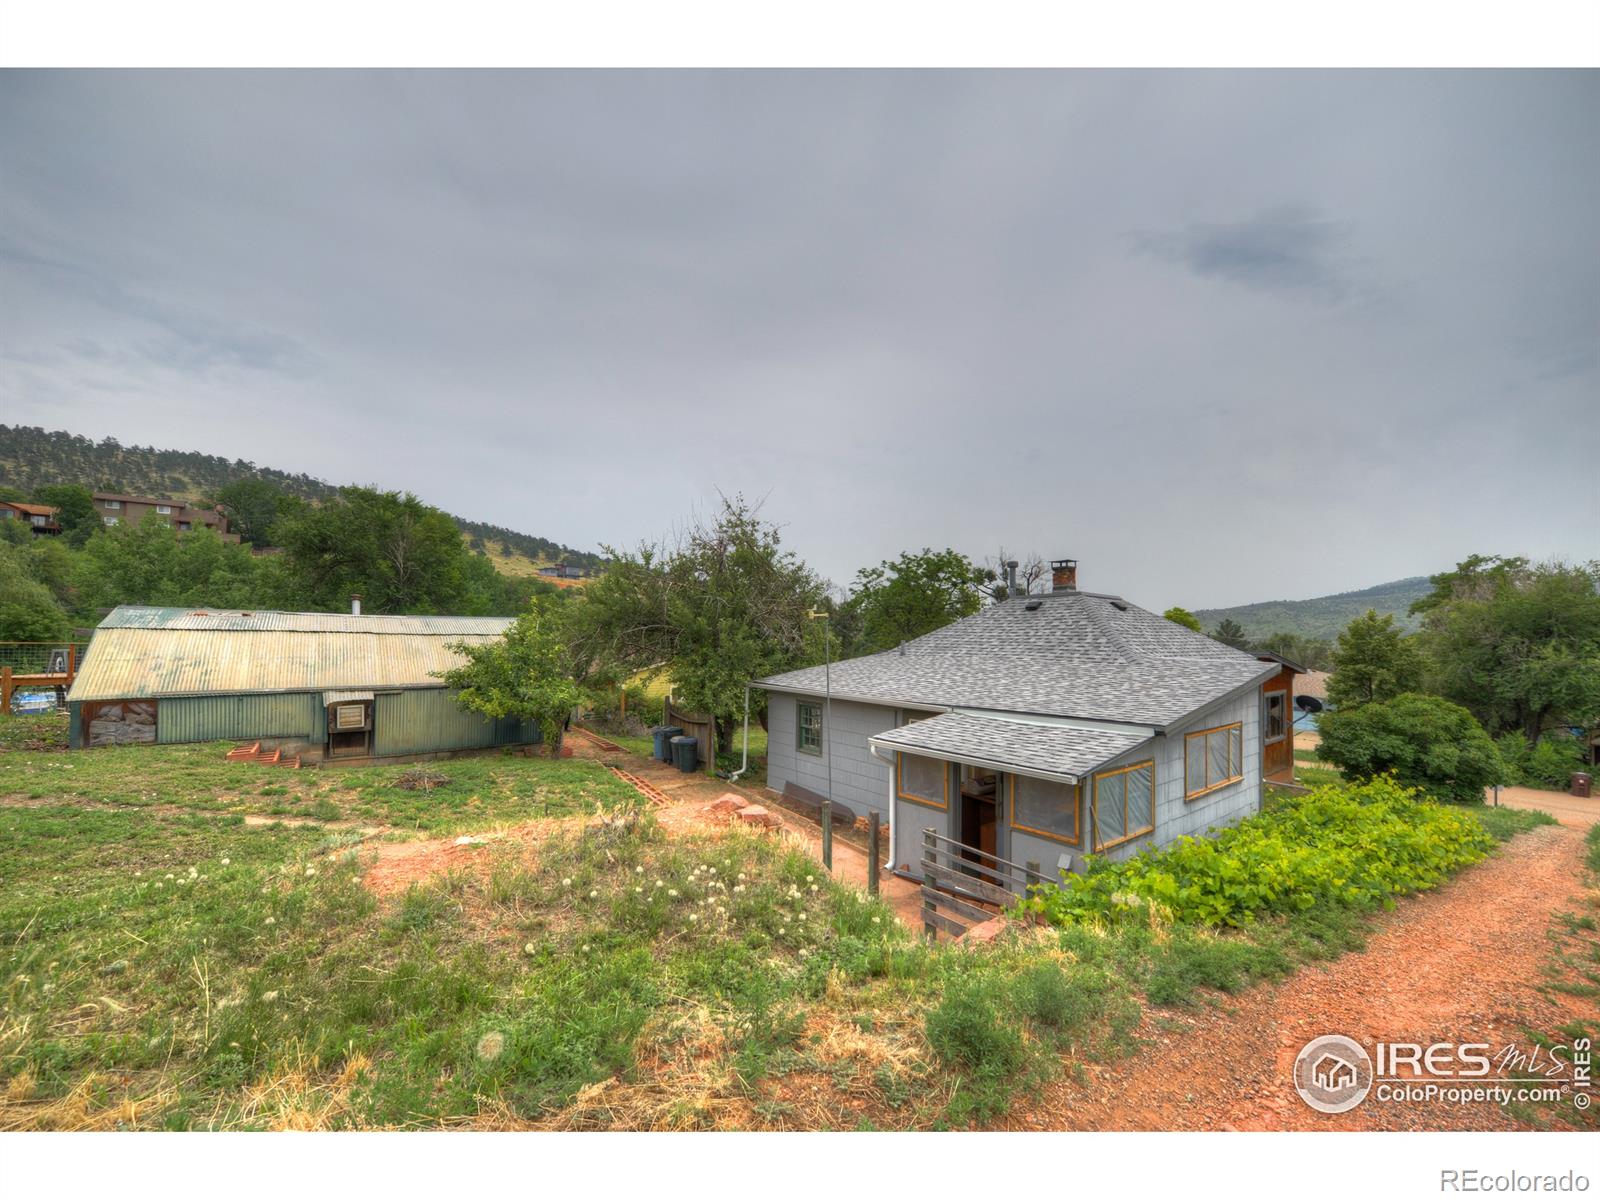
[670,735,699,773]
[651,725,683,761]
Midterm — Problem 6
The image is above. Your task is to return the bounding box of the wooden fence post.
[820,798,832,871]
[1,665,11,714]
[868,812,880,897]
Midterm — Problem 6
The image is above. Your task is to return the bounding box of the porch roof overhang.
[868,711,1152,786]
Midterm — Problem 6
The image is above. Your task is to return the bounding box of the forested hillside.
[0,425,602,569]
[1194,576,1431,641]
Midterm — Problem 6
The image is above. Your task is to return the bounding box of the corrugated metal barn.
[65,606,539,760]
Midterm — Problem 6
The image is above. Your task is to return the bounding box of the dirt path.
[1493,785,1600,829]
[1010,823,1598,1131]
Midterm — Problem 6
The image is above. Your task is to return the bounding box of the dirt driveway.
[1009,821,1598,1131]
[1494,784,1600,829]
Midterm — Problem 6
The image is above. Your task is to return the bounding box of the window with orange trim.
[1184,722,1244,800]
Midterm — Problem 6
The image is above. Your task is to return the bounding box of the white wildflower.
[871,916,881,924]
[667,889,679,898]
[524,942,536,955]
[476,1031,506,1062]
[589,890,599,899]
[261,990,279,1003]
[220,858,230,866]
[561,877,572,888]
[264,916,275,925]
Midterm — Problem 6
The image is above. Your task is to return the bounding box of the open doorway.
[958,763,999,862]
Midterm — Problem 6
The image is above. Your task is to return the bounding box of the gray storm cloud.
[1,69,1595,610]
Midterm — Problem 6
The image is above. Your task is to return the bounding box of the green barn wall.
[157,693,322,745]
[372,688,538,758]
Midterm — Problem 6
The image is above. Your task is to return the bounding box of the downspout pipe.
[727,686,753,783]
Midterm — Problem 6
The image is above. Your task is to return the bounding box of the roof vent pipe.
[1005,560,1019,597]
[351,594,362,616]
[1051,559,1078,593]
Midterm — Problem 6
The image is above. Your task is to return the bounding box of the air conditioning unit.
[334,704,367,731]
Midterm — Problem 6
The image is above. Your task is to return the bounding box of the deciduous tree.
[1326,609,1425,710]
[1163,606,1203,633]
[437,594,585,753]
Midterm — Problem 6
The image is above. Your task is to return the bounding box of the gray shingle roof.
[756,590,1276,728]
[869,712,1149,781]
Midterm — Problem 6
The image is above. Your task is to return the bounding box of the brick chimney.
[1051,559,1078,592]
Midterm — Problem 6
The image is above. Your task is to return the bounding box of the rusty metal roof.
[68,606,513,701]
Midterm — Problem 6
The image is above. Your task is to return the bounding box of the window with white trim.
[796,702,823,755]
[156,504,172,514]
[1264,691,1287,744]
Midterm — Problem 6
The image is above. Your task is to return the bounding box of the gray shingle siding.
[765,694,898,821]
[1005,689,1262,877]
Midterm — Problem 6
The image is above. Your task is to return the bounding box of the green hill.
[1194,577,1430,641]
[0,424,603,570]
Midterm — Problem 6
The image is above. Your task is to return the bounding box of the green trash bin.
[670,735,699,773]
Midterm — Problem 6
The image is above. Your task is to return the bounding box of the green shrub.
[1318,692,1505,803]
[1021,776,1497,928]
[925,978,1025,1071]
[1499,732,1587,791]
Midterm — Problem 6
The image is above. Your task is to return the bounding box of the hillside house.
[92,493,240,542]
[66,605,536,760]
[755,560,1285,884]
[0,500,61,535]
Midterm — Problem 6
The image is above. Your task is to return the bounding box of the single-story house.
[755,560,1288,883]
[66,605,537,760]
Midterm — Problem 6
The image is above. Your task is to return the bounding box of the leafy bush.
[1496,731,1587,791]
[1317,692,1505,803]
[1021,776,1498,929]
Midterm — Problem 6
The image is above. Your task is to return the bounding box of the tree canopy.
[1326,609,1425,710]
[1210,618,1249,649]
[843,548,989,654]
[1413,556,1600,742]
[436,593,585,752]
[566,496,825,752]
[1163,606,1203,633]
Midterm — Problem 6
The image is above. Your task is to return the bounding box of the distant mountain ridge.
[0,424,604,570]
[1194,576,1430,641]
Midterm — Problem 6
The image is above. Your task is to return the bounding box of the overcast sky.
[2,70,1595,610]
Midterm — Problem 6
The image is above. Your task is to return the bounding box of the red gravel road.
[1010,822,1599,1131]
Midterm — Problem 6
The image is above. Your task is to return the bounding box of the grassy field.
[0,713,1561,1131]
